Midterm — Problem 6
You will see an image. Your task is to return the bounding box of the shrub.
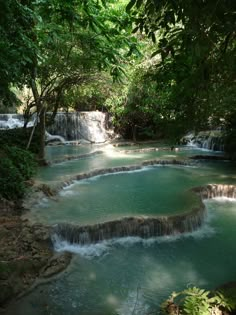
[161,286,235,315]
[0,127,40,155]
[0,158,25,200]
[3,146,37,180]
[0,146,37,200]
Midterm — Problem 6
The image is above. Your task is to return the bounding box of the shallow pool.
[6,144,236,315]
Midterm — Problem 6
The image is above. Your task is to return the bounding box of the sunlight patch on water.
[163,154,178,158]
[103,144,148,160]
[104,150,142,159]
[146,262,208,294]
[117,289,148,315]
[106,294,120,307]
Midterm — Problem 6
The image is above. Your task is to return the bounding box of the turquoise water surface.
[6,144,236,315]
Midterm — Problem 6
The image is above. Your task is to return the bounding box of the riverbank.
[0,198,71,311]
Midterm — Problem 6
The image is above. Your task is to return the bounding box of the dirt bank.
[0,198,71,310]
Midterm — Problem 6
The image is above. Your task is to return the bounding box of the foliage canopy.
[0,0,236,154]
[123,0,236,139]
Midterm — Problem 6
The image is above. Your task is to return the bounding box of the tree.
[0,0,36,109]
[22,0,137,162]
[0,0,140,161]
[124,0,236,140]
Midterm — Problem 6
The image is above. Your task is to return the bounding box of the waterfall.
[52,184,236,245]
[201,136,224,151]
[183,131,225,151]
[0,111,113,144]
[0,114,34,129]
[53,203,206,245]
[192,184,236,199]
[47,111,112,143]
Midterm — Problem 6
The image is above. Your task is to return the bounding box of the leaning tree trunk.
[38,106,46,165]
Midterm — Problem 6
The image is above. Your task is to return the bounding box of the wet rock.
[37,184,58,197]
[31,224,51,242]
[189,155,230,161]
[40,252,72,278]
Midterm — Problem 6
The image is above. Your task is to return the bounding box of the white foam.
[63,181,77,189]
[88,167,151,181]
[62,164,192,187]
[210,197,236,203]
[0,115,35,129]
[53,235,110,259]
[52,222,215,259]
[38,198,49,208]
[59,190,76,197]
[60,167,152,187]
[59,180,78,191]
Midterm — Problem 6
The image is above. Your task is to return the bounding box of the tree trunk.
[132,125,137,142]
[30,77,46,164]
[38,107,46,164]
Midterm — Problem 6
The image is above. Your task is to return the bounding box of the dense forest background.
[0,0,235,155]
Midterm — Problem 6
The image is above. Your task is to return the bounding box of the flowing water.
[40,144,224,183]
[6,144,236,315]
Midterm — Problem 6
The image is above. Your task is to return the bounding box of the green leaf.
[100,0,107,8]
[126,0,136,13]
